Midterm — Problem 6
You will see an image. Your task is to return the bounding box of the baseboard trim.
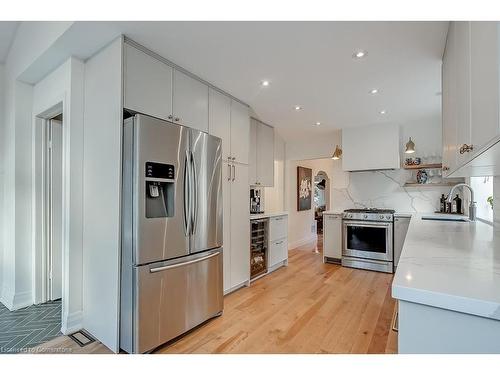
[1,290,33,311]
[62,310,83,335]
[288,235,317,250]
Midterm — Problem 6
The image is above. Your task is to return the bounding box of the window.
[470,176,493,223]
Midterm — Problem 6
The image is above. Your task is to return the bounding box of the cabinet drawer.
[269,238,288,267]
[269,215,287,241]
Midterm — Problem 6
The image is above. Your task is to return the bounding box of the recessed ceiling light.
[314,122,321,126]
[294,105,303,111]
[261,80,270,87]
[369,88,379,95]
[379,110,387,115]
[353,50,367,59]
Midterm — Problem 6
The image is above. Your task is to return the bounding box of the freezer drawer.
[132,249,223,353]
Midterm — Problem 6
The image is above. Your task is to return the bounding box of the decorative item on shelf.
[404,157,421,166]
[416,169,428,184]
[331,145,342,160]
[405,137,416,154]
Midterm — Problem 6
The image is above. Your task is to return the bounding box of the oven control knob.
[380,215,384,219]
[386,215,391,220]
[363,214,368,219]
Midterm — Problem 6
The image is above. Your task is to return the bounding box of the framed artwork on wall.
[297,166,312,211]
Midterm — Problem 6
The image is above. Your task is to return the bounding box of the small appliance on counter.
[250,187,264,214]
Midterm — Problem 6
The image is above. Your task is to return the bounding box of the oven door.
[343,220,393,262]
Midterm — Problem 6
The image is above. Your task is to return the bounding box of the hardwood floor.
[35,238,398,354]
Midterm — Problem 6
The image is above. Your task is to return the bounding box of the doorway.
[314,170,330,236]
[45,114,63,301]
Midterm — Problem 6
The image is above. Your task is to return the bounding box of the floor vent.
[68,330,96,347]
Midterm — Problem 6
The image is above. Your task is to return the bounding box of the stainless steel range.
[341,208,395,273]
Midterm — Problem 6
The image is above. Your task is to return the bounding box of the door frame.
[32,101,67,309]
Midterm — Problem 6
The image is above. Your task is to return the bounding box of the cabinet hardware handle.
[232,165,235,181]
[442,166,450,171]
[174,117,180,122]
[459,144,474,154]
[231,157,236,161]
[228,163,232,181]
[275,241,284,245]
[168,115,173,120]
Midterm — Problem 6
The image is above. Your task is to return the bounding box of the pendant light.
[331,145,342,160]
[405,137,416,154]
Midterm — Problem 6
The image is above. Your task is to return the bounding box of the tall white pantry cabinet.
[123,40,251,295]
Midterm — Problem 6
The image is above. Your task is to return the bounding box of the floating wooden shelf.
[403,182,458,187]
[403,163,442,170]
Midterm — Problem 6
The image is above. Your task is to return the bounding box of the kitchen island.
[392,213,500,353]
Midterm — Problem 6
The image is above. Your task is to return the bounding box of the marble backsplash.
[332,169,461,213]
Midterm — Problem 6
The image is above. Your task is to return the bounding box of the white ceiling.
[3,21,449,141]
[0,21,19,63]
[107,21,448,141]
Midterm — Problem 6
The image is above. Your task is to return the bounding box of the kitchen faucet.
[446,183,476,221]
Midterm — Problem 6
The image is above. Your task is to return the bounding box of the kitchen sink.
[421,215,470,222]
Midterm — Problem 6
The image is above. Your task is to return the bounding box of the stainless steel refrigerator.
[120,114,223,353]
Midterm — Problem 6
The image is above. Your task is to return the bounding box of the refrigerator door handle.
[149,251,219,273]
[183,151,191,236]
[190,152,198,235]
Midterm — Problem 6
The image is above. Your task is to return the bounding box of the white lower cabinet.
[323,214,342,262]
[222,162,250,294]
[267,215,288,271]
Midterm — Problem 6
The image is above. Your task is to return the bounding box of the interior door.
[134,114,190,265]
[190,129,223,254]
[49,119,63,301]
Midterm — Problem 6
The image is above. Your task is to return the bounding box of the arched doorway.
[314,170,330,237]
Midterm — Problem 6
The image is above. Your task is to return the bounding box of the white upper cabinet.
[249,118,275,186]
[249,119,258,183]
[230,100,250,164]
[208,88,231,161]
[256,121,274,186]
[442,22,500,177]
[470,22,500,151]
[342,123,400,171]
[173,69,209,132]
[123,44,173,120]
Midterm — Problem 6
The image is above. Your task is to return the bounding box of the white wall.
[264,132,286,212]
[1,22,73,309]
[31,57,85,333]
[82,37,123,353]
[286,158,336,249]
[0,63,4,297]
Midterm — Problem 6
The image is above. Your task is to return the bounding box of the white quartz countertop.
[322,210,343,215]
[250,211,288,220]
[392,213,500,321]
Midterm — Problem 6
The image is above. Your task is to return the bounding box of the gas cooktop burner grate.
[344,208,395,214]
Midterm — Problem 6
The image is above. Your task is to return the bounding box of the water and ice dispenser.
[145,161,175,218]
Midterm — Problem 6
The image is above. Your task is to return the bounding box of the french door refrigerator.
[120,114,223,353]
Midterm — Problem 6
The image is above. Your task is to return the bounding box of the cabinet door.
[230,164,250,288]
[209,88,231,161]
[230,100,250,164]
[124,44,173,120]
[256,122,275,187]
[442,23,458,176]
[323,215,342,259]
[173,69,209,132]
[455,22,472,166]
[248,119,257,185]
[269,215,287,242]
[470,22,500,152]
[222,161,232,293]
[269,238,287,268]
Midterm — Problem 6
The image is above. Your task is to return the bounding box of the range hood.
[341,123,400,172]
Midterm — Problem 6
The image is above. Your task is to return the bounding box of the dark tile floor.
[0,299,62,354]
